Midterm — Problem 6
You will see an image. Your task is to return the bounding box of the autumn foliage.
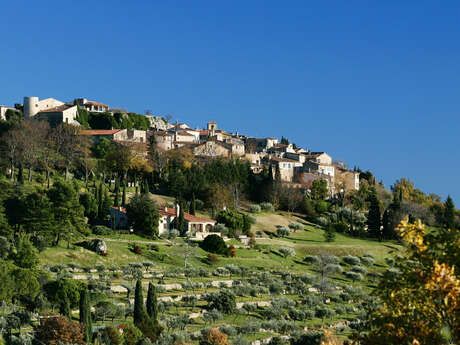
[357,218,460,345]
[35,315,85,345]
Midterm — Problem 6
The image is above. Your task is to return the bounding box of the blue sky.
[1,1,459,203]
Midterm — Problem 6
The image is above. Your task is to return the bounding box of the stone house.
[304,152,332,165]
[149,131,174,150]
[193,141,231,157]
[269,157,300,182]
[335,167,360,191]
[304,160,335,179]
[174,130,196,143]
[0,105,17,120]
[35,104,79,126]
[159,206,216,239]
[76,98,110,112]
[23,96,65,118]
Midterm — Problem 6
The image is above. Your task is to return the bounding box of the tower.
[23,96,39,118]
[207,121,217,136]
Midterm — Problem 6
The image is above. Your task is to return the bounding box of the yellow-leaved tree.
[356,218,460,344]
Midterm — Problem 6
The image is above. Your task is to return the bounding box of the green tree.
[13,236,39,269]
[367,190,381,239]
[311,179,328,201]
[177,202,186,236]
[126,194,159,237]
[444,195,456,229]
[133,280,147,326]
[79,287,92,343]
[114,179,120,206]
[47,180,89,247]
[122,183,127,206]
[146,282,158,321]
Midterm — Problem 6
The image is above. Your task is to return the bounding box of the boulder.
[91,239,107,255]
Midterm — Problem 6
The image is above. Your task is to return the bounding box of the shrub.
[228,245,236,258]
[385,257,395,267]
[323,223,336,242]
[34,315,84,345]
[344,271,363,282]
[315,306,335,319]
[343,255,361,266]
[276,227,290,238]
[199,328,229,345]
[168,229,180,240]
[207,254,219,265]
[351,266,367,275]
[303,255,319,265]
[214,224,229,236]
[360,256,375,266]
[249,205,261,213]
[201,234,228,255]
[218,324,237,336]
[92,225,112,235]
[363,252,375,259]
[132,244,142,255]
[279,247,296,258]
[260,202,275,212]
[291,331,324,345]
[315,201,329,214]
[288,222,303,231]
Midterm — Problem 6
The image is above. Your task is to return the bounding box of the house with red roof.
[159,205,217,239]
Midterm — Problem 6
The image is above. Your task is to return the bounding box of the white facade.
[0,105,16,120]
[23,97,64,118]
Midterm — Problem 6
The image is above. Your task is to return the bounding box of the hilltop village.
[0,95,359,196]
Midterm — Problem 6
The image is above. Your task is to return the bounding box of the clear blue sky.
[1,1,459,204]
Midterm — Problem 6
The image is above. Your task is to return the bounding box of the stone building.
[76,98,109,112]
[159,206,216,239]
[35,104,79,126]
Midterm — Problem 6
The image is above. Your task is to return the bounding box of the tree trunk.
[28,167,32,182]
[10,160,14,181]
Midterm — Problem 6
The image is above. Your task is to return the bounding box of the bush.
[363,252,375,259]
[92,225,112,235]
[288,222,303,231]
[360,256,375,266]
[279,247,296,258]
[291,331,324,345]
[201,234,228,255]
[218,324,237,336]
[249,205,261,213]
[315,201,329,214]
[343,255,361,266]
[214,224,229,236]
[303,255,319,265]
[344,271,363,282]
[260,202,274,212]
[351,266,367,275]
[207,254,220,264]
[323,223,336,242]
[315,306,335,319]
[277,227,290,238]
[132,244,142,255]
[207,290,236,314]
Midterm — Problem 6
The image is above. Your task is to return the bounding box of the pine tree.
[122,183,127,206]
[114,179,120,206]
[146,282,158,321]
[79,288,92,343]
[444,195,456,229]
[367,190,381,240]
[134,280,147,326]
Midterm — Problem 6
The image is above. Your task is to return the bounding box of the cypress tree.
[134,280,146,326]
[178,203,186,236]
[97,183,103,219]
[146,282,158,321]
[122,183,127,206]
[444,196,456,229]
[79,288,92,343]
[382,209,391,239]
[114,179,120,206]
[367,190,381,240]
[190,194,196,216]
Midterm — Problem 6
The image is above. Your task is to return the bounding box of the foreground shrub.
[303,255,319,265]
[277,227,290,238]
[92,225,112,235]
[199,328,229,345]
[279,247,296,258]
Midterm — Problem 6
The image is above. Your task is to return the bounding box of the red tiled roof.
[85,101,109,108]
[38,104,74,113]
[159,207,216,224]
[80,129,121,135]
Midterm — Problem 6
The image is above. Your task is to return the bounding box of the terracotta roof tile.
[38,104,74,113]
